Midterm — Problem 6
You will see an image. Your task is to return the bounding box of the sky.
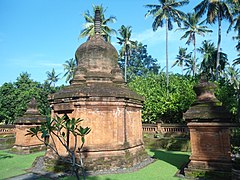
[0,0,238,86]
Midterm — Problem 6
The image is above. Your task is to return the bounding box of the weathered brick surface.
[47,33,148,170]
[184,76,233,173]
[187,122,232,171]
[13,97,46,153]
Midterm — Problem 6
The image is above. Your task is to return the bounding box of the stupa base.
[44,145,150,173]
[11,144,46,154]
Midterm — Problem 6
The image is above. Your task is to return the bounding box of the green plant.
[129,73,196,123]
[26,114,91,180]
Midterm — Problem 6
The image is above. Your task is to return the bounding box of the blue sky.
[0,0,238,86]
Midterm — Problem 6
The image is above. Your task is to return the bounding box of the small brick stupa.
[47,9,148,171]
[183,76,233,175]
[13,97,46,154]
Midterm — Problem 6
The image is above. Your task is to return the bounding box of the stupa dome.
[72,34,123,84]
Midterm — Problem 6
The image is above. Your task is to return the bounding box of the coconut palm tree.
[79,5,117,42]
[227,0,240,51]
[117,25,136,82]
[178,12,212,76]
[194,0,233,80]
[233,54,240,66]
[184,57,198,76]
[172,47,192,75]
[198,40,228,80]
[63,58,77,84]
[145,0,189,93]
[46,68,61,87]
[225,65,240,122]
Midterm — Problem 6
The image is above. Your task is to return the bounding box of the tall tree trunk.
[238,90,240,123]
[216,14,222,81]
[193,34,196,77]
[124,51,127,83]
[166,19,169,95]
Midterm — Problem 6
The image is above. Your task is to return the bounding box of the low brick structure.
[12,97,46,154]
[183,76,234,175]
[0,125,15,150]
[142,123,188,135]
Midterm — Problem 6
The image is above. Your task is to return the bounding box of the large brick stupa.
[47,9,148,171]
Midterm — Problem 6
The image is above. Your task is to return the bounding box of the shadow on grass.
[150,149,189,169]
[0,153,13,159]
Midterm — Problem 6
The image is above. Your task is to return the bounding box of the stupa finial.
[94,7,101,34]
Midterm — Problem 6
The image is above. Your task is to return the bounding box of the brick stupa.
[47,9,148,171]
[183,76,233,176]
[13,97,46,154]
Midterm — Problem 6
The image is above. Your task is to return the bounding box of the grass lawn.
[0,150,45,179]
[60,149,190,180]
[0,149,190,180]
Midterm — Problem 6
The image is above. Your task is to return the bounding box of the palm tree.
[198,40,217,79]
[79,5,117,42]
[184,57,198,76]
[145,0,189,93]
[227,0,240,51]
[194,0,233,80]
[63,58,77,84]
[117,25,136,82]
[46,68,61,87]
[178,12,212,76]
[233,54,240,66]
[225,65,240,122]
[198,40,228,80]
[172,47,192,75]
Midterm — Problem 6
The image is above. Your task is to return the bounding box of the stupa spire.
[94,7,101,35]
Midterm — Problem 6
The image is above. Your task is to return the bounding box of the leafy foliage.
[216,79,238,121]
[26,114,91,180]
[63,58,77,84]
[117,25,136,82]
[194,0,233,80]
[128,73,196,123]
[46,68,61,87]
[118,42,160,82]
[145,0,190,92]
[0,73,59,124]
[198,40,229,81]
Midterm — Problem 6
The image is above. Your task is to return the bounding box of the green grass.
[0,149,189,180]
[0,150,45,179]
[61,149,190,180]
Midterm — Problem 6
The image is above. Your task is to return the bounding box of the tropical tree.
[128,73,196,123]
[178,12,212,75]
[0,73,56,124]
[194,0,233,80]
[117,25,136,82]
[118,41,160,81]
[184,57,198,76]
[233,54,240,66]
[79,5,117,42]
[63,58,77,84]
[46,68,61,87]
[227,0,240,51]
[172,47,192,75]
[198,40,228,80]
[145,0,189,93]
[221,66,240,122]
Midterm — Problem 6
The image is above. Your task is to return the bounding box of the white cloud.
[6,53,63,69]
[132,28,165,45]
